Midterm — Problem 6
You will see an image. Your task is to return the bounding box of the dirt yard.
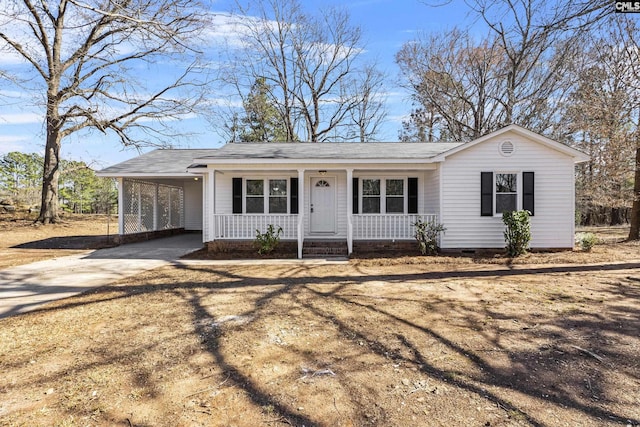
[0,212,118,269]
[1,223,639,426]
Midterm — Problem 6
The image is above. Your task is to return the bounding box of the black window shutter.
[352,177,359,214]
[481,172,493,216]
[408,177,418,214]
[523,171,535,216]
[232,178,242,214]
[290,177,299,214]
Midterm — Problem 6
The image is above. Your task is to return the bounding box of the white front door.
[310,177,336,233]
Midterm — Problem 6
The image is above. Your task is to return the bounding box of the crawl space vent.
[499,140,515,156]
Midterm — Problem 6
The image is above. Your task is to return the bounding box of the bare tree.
[563,17,638,228]
[0,0,209,223]
[615,18,640,240]
[226,0,385,142]
[396,28,505,141]
[347,64,387,142]
[469,0,586,132]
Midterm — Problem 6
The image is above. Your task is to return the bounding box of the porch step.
[302,240,348,258]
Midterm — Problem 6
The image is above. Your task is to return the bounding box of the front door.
[310,177,336,233]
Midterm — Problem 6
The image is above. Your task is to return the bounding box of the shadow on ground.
[12,235,118,250]
[4,261,640,426]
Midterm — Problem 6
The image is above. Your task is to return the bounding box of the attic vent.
[499,140,515,156]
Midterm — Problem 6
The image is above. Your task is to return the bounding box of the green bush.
[413,217,446,255]
[576,232,598,251]
[503,210,531,257]
[254,224,283,255]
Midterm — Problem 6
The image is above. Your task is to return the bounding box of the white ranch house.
[98,125,589,258]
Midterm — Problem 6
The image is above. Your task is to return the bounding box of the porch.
[211,213,438,258]
[200,162,441,258]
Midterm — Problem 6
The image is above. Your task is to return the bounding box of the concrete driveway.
[0,234,203,319]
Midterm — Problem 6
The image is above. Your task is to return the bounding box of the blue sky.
[0,0,472,168]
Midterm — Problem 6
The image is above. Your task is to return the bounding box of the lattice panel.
[139,181,155,231]
[121,179,184,234]
[157,185,171,230]
[170,187,183,228]
[122,180,141,234]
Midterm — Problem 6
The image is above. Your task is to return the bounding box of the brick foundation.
[207,239,298,257]
[352,240,421,256]
[115,228,186,244]
[206,239,422,258]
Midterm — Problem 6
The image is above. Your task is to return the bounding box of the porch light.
[194,177,199,181]
[319,170,327,176]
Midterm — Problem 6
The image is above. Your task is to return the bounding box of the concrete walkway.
[0,234,204,319]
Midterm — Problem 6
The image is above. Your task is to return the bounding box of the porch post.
[208,169,215,242]
[346,168,353,255]
[297,168,305,259]
[117,177,124,236]
[201,174,207,243]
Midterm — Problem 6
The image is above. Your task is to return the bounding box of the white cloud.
[0,135,30,153]
[0,113,43,125]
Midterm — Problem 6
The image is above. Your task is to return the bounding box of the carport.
[97,149,214,241]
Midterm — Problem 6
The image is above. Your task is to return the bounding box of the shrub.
[503,210,531,257]
[254,224,283,255]
[413,217,446,255]
[576,232,598,251]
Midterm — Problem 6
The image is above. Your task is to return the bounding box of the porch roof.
[193,142,463,163]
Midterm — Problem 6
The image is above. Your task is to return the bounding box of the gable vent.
[499,140,515,156]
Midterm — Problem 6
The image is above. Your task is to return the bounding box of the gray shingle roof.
[98,149,217,175]
[98,143,465,175]
[197,142,463,160]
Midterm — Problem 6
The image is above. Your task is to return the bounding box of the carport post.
[117,178,124,236]
[153,184,159,231]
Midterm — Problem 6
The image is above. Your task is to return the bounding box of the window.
[269,179,287,213]
[246,179,264,213]
[386,179,404,213]
[359,178,411,214]
[362,179,381,213]
[495,173,517,213]
[244,178,288,214]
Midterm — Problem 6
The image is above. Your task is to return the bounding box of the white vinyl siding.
[440,130,576,249]
[183,179,203,230]
[424,168,440,216]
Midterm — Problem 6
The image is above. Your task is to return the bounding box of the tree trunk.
[610,207,623,226]
[629,144,640,240]
[37,123,62,224]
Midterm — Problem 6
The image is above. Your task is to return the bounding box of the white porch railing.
[213,214,298,240]
[353,214,438,240]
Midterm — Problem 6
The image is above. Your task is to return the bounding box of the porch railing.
[213,214,299,240]
[352,214,438,240]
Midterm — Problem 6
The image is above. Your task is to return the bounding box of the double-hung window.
[495,173,517,213]
[385,179,404,213]
[361,178,407,214]
[246,179,265,213]
[269,179,287,213]
[362,179,381,213]
[245,178,288,214]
